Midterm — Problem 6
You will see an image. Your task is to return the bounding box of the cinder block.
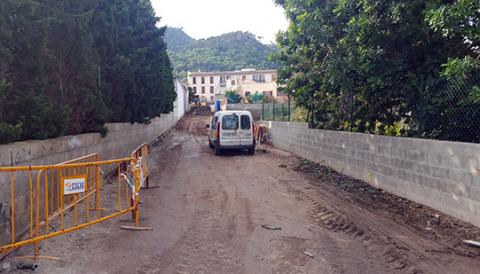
[268,122,480,227]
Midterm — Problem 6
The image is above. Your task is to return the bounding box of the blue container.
[215,100,221,112]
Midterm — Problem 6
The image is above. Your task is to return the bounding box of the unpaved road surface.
[7,113,480,273]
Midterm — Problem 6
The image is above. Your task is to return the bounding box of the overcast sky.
[151,0,289,44]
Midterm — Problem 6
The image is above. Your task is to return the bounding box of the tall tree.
[274,0,480,141]
[0,0,175,143]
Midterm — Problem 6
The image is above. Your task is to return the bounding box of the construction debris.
[463,240,480,248]
[120,226,154,231]
[261,224,282,231]
[303,251,315,258]
[0,262,11,272]
[16,262,38,271]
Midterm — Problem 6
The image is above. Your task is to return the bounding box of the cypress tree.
[0,0,175,143]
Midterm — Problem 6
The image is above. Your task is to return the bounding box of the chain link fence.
[410,75,480,143]
[261,101,293,122]
[262,74,480,143]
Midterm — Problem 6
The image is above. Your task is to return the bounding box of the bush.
[263,95,277,103]
[0,122,22,144]
[226,90,243,104]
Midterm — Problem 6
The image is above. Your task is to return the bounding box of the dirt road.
[8,113,480,273]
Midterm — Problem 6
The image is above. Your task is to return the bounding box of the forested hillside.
[0,0,175,144]
[165,28,278,78]
[164,27,196,51]
[274,0,480,142]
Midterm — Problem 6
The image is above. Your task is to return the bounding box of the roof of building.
[188,69,276,77]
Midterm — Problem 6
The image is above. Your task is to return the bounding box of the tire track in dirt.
[269,236,310,274]
[135,153,249,274]
[289,188,409,272]
[136,192,245,274]
[243,198,254,233]
[298,188,478,273]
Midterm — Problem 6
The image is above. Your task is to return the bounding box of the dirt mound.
[293,159,480,258]
[176,111,212,136]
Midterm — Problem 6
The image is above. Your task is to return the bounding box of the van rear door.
[220,114,240,147]
[239,114,253,147]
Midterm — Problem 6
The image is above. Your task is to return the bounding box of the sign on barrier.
[63,176,87,195]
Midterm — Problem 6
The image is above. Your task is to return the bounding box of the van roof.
[215,110,252,115]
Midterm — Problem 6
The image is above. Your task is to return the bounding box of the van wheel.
[248,148,255,155]
[214,143,222,156]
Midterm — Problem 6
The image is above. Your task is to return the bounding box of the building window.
[242,75,247,81]
[202,86,205,94]
[231,80,236,85]
[210,76,214,84]
[272,74,277,81]
[193,77,196,84]
[263,91,273,96]
[245,91,251,96]
[201,77,205,84]
[253,74,266,83]
[210,86,214,94]
[220,76,226,85]
[193,87,197,93]
[226,75,230,80]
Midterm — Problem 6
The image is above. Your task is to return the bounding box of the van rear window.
[222,115,238,130]
[241,115,251,129]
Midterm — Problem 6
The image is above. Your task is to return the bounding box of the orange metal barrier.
[0,147,148,258]
[131,143,150,189]
[254,122,270,145]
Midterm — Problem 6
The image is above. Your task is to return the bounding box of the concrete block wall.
[267,121,480,227]
[0,112,179,245]
[227,104,263,120]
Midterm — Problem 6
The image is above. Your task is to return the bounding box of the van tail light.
[217,122,221,139]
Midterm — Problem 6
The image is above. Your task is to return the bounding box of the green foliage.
[263,95,277,104]
[274,0,480,142]
[0,0,175,144]
[165,28,279,78]
[164,27,196,51]
[291,106,308,122]
[441,57,480,78]
[409,75,480,142]
[4,91,71,140]
[426,0,479,47]
[426,0,480,104]
[0,123,22,144]
[225,90,243,104]
[246,91,265,104]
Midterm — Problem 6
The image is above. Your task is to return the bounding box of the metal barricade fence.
[131,143,149,189]
[0,146,149,258]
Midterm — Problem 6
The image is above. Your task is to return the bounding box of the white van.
[207,111,255,155]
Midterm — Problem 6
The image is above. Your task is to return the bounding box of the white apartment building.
[187,69,278,102]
